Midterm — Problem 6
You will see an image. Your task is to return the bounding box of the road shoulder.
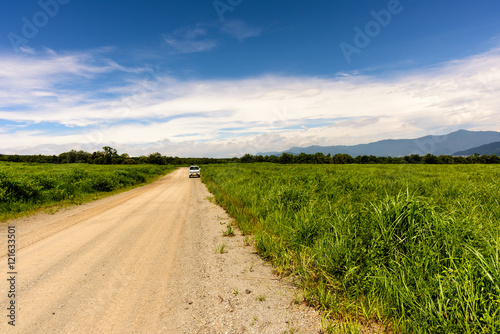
[160,177,322,333]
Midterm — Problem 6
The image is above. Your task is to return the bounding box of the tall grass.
[202,163,500,332]
[0,162,176,221]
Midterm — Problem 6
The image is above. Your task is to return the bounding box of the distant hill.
[453,141,500,156]
[258,130,500,157]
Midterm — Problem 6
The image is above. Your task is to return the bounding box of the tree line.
[241,152,500,164]
[1,147,499,165]
[0,147,238,165]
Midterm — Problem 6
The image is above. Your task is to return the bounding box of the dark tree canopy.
[1,147,499,165]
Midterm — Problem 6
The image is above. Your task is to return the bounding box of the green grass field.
[202,163,500,333]
[0,162,176,222]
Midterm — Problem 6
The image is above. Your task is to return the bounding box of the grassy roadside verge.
[202,163,500,333]
[0,162,178,222]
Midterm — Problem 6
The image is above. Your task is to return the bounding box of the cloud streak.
[163,26,217,54]
[220,20,263,41]
[163,19,262,54]
[1,47,499,157]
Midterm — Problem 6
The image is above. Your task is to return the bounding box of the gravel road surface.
[0,167,321,333]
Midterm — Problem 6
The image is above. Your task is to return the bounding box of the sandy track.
[1,168,321,333]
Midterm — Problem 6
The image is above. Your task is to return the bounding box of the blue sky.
[1,0,499,157]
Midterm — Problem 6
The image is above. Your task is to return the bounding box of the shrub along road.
[0,168,320,333]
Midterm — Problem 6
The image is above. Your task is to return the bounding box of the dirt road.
[1,168,321,333]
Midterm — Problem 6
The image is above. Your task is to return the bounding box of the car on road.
[188,165,201,178]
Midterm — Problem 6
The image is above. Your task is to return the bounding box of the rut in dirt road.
[1,168,321,334]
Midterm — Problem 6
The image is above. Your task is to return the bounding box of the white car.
[188,165,201,178]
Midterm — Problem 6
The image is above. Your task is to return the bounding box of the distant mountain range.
[258,130,500,157]
[453,141,500,156]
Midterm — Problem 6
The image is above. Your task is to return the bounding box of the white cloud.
[163,20,262,54]
[164,38,216,54]
[220,20,263,41]
[163,27,217,54]
[1,47,500,157]
[19,45,37,55]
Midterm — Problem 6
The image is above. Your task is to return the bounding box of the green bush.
[0,163,176,220]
